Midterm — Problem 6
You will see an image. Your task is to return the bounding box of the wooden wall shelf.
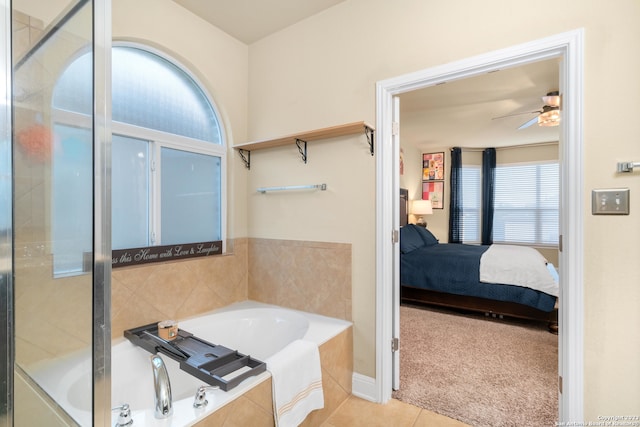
[234,121,374,169]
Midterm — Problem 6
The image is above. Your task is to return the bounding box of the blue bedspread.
[400,243,557,312]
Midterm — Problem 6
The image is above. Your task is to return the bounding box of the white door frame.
[374,29,584,421]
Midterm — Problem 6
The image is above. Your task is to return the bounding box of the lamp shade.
[411,199,433,216]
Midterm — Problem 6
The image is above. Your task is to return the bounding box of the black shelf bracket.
[296,138,308,164]
[238,149,250,170]
[365,125,375,156]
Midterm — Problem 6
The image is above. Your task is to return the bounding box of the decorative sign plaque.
[111,241,222,268]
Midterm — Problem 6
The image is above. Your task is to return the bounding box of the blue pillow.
[399,225,426,253]
[414,225,439,246]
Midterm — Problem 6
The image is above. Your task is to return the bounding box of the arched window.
[52,45,226,275]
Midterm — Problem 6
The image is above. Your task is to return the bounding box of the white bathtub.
[28,301,351,427]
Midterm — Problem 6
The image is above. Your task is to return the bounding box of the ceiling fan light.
[538,107,560,127]
[542,91,561,108]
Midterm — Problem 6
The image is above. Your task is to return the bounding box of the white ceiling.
[399,58,560,151]
[172,0,346,44]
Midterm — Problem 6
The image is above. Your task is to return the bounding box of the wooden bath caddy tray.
[124,323,266,391]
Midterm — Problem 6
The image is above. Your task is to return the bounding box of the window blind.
[493,163,559,245]
[461,165,481,243]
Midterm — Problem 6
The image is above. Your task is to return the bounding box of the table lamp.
[411,199,432,227]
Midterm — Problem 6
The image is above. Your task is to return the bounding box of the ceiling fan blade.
[518,116,539,130]
[492,110,541,120]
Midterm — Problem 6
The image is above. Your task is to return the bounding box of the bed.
[399,191,559,331]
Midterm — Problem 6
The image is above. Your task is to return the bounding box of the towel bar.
[257,184,327,193]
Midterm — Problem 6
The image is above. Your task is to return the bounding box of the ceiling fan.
[493,91,561,129]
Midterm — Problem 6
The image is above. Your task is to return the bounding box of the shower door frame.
[93,0,113,425]
[0,0,13,425]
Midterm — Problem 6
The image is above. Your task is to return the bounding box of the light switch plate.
[592,188,630,215]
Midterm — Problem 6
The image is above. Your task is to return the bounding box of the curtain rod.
[454,140,558,152]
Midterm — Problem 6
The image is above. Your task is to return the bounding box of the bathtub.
[27,301,352,426]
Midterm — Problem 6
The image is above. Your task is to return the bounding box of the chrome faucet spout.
[150,354,173,419]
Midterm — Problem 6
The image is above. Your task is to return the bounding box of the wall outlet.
[592,188,630,215]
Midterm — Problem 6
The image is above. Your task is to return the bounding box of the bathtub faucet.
[112,403,133,426]
[193,385,220,408]
[150,354,173,419]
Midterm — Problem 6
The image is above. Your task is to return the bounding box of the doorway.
[374,29,585,422]
[395,58,560,425]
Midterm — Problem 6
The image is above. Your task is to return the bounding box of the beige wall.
[243,136,374,372]
[248,0,640,418]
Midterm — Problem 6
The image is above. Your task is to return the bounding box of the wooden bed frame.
[399,188,558,332]
[401,285,558,332]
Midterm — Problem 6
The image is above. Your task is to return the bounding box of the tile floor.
[322,396,470,427]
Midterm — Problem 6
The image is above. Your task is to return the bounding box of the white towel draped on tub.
[266,339,324,427]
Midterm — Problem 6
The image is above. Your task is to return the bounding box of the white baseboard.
[351,373,379,402]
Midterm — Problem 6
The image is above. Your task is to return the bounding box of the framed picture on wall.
[423,181,444,209]
[422,152,444,181]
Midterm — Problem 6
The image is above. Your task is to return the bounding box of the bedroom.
[395,58,561,425]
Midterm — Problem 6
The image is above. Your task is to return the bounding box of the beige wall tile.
[243,378,274,415]
[111,239,249,339]
[221,396,274,427]
[248,239,352,320]
[193,401,231,427]
[319,327,353,394]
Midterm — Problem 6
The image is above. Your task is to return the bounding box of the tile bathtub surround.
[112,237,353,339]
[111,238,249,340]
[111,237,354,425]
[195,326,353,427]
[301,327,353,426]
[248,239,352,321]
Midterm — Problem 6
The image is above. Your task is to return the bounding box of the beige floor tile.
[413,409,471,427]
[323,396,420,427]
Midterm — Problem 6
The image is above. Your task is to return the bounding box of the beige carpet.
[392,304,558,427]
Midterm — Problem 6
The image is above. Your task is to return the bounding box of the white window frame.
[111,121,227,248]
[51,44,228,276]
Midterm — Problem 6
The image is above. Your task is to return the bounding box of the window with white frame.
[51,45,226,276]
[493,162,559,245]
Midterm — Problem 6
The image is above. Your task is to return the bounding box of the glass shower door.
[10,1,110,425]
